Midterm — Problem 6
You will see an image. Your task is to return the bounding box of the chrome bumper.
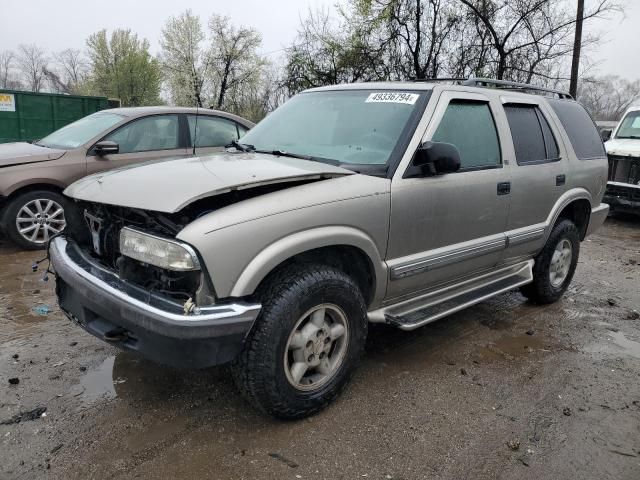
[50,237,261,367]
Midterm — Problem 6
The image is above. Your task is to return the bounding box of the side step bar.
[369,260,534,331]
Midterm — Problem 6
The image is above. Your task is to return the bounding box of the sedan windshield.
[37,112,124,149]
[239,90,426,168]
[615,110,640,139]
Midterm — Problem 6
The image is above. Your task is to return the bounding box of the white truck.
[604,106,640,214]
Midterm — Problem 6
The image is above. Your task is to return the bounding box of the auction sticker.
[0,93,15,112]
[365,92,419,105]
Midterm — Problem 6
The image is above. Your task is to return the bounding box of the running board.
[370,260,534,331]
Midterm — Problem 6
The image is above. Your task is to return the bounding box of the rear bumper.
[585,203,610,238]
[604,181,640,213]
[50,237,261,368]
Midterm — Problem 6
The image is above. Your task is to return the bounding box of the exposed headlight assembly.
[119,227,200,271]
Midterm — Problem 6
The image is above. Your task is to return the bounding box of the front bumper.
[603,181,640,214]
[50,237,261,368]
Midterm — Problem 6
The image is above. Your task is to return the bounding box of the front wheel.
[520,219,580,304]
[3,190,68,250]
[232,264,368,419]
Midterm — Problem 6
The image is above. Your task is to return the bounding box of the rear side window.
[504,104,559,164]
[431,100,501,170]
[188,115,241,148]
[548,99,605,160]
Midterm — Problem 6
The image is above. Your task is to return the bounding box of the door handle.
[497,182,511,195]
[556,174,566,186]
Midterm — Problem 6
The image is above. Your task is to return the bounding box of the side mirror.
[93,140,119,156]
[600,129,612,142]
[412,141,461,175]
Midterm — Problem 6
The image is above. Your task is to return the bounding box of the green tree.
[86,29,161,106]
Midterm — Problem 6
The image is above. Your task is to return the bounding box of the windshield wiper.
[255,149,313,160]
[229,140,255,152]
[616,135,640,139]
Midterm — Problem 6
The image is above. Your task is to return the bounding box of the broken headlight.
[119,227,200,271]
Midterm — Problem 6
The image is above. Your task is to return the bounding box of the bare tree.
[208,14,265,109]
[457,0,621,83]
[160,10,211,107]
[0,50,19,89]
[579,75,640,120]
[16,44,48,92]
[54,49,88,91]
[350,0,461,80]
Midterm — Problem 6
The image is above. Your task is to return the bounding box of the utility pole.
[569,0,585,98]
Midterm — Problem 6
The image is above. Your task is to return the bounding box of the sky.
[1,0,638,80]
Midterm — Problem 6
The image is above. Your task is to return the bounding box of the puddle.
[72,352,230,406]
[0,241,61,343]
[476,333,551,361]
[585,328,640,360]
[77,356,118,405]
[609,331,640,359]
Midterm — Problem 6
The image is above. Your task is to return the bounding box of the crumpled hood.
[0,142,66,168]
[605,138,640,157]
[64,152,354,213]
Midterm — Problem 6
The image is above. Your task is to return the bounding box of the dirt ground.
[1,216,639,480]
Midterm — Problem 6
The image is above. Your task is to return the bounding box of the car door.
[86,114,189,175]
[187,114,246,155]
[385,90,512,301]
[500,97,569,260]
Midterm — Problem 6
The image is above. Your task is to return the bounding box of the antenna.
[192,102,199,156]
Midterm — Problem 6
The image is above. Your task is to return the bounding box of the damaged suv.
[50,80,609,419]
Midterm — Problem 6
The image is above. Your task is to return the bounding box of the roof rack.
[411,77,466,84]
[461,78,573,100]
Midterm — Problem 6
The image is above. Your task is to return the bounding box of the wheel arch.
[228,226,387,307]
[4,180,66,199]
[547,189,592,241]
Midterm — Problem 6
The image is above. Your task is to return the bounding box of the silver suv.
[50,79,609,419]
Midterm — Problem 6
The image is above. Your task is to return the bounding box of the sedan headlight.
[119,227,200,271]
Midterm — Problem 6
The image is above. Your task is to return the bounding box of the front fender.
[229,225,387,301]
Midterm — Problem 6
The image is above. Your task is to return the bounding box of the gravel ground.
[1,216,639,480]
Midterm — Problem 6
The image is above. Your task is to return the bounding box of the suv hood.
[0,142,67,168]
[65,152,354,213]
[605,138,640,157]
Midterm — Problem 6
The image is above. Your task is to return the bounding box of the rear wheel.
[3,190,67,250]
[232,264,368,419]
[520,219,580,304]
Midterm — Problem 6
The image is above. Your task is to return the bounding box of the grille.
[608,154,640,185]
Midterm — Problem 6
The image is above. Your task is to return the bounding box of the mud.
[1,216,639,479]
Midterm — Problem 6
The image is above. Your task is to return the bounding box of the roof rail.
[462,77,573,99]
[411,77,466,84]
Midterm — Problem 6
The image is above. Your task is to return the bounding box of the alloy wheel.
[284,303,349,391]
[549,238,572,288]
[15,198,66,245]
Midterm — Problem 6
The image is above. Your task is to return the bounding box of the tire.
[520,219,580,304]
[232,263,368,419]
[2,190,68,250]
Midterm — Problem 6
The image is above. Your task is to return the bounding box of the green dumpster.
[0,90,118,144]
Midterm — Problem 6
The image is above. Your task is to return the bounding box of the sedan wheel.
[3,190,69,249]
[16,198,66,245]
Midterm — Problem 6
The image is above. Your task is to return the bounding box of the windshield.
[239,90,426,168]
[615,110,640,139]
[37,112,124,149]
